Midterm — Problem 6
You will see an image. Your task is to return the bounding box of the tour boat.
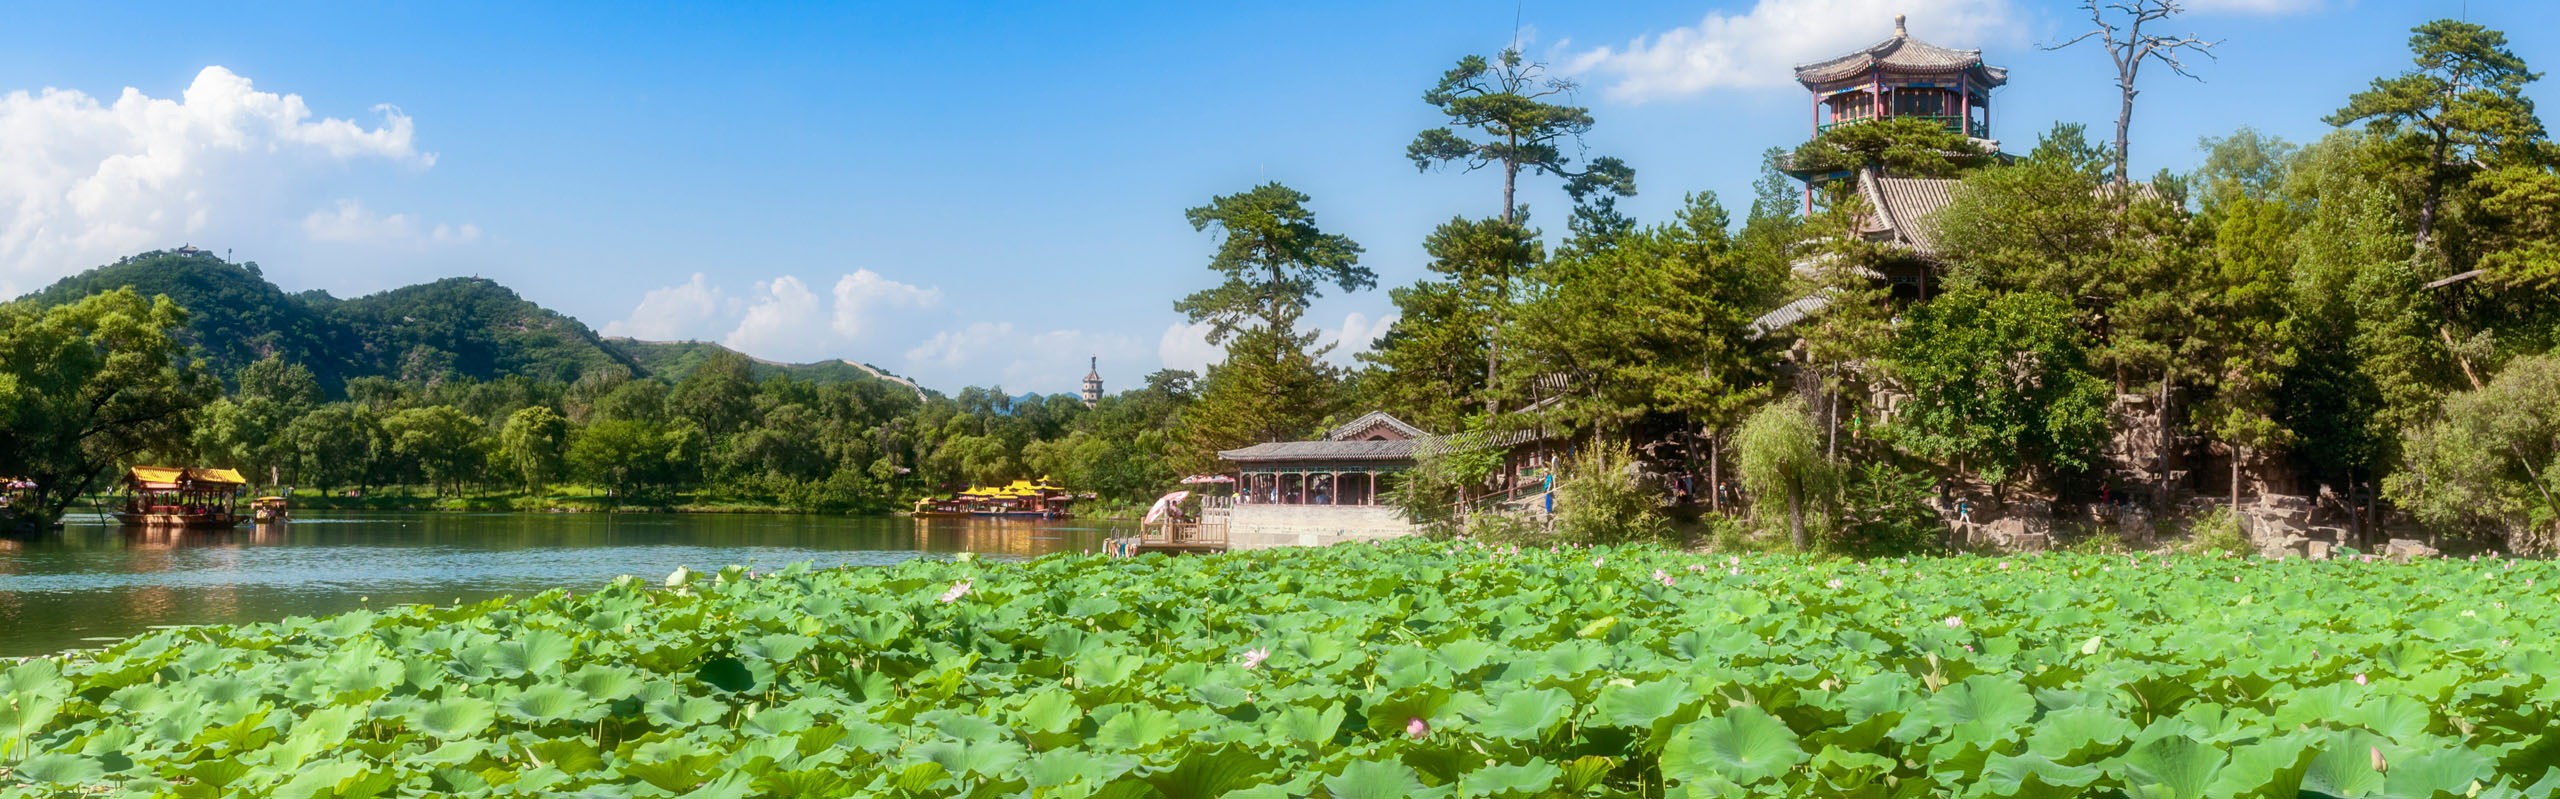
[252,496,291,524]
[911,478,1076,519]
[112,466,250,529]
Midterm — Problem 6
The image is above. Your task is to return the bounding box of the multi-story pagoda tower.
[1787,15,2007,207]
[1080,357,1103,408]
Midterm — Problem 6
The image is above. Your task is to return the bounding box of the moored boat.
[911,478,1077,519]
[113,466,250,529]
[252,496,290,524]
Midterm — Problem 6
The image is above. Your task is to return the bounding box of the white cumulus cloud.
[604,270,943,365]
[300,198,479,247]
[600,273,732,341]
[1563,0,2021,102]
[831,269,942,339]
[721,277,830,362]
[1319,311,1398,365]
[0,65,435,295]
[1158,321,1223,375]
[907,321,1015,368]
[902,322,1146,393]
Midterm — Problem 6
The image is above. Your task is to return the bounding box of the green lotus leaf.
[14,753,104,785]
[503,683,593,722]
[1471,687,1574,741]
[1662,705,1808,786]
[646,695,729,727]
[1460,759,1560,797]
[743,704,815,736]
[1978,750,2102,797]
[410,696,497,739]
[2382,747,2495,799]
[743,633,816,662]
[2123,732,2225,799]
[1322,759,1427,799]
[1013,689,1082,734]
[2025,705,2136,762]
[915,738,1027,778]
[1143,745,1276,798]
[1597,677,1697,735]
[1094,704,1181,750]
[1929,675,2037,745]
[2302,730,2390,798]
[1268,703,1345,746]
[568,664,645,701]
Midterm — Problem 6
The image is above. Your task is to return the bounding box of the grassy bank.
[7,541,2558,795]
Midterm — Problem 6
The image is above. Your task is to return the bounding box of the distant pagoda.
[1785,15,2007,209]
[1080,356,1103,408]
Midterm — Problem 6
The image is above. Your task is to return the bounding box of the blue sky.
[0,0,2544,394]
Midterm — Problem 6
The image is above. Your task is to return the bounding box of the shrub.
[1553,442,1670,546]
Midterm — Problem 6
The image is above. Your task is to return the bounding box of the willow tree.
[1737,397,1831,552]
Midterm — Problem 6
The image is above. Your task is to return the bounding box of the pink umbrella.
[1179,474,1235,485]
[1142,490,1192,524]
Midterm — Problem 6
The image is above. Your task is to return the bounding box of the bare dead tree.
[2046,0,2221,188]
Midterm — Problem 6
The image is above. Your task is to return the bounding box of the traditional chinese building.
[1786,15,2007,212]
[1080,357,1103,408]
[1214,411,1427,548]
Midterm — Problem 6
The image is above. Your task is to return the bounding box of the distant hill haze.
[15,249,924,395]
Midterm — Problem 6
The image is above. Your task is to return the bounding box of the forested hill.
[604,338,927,394]
[15,248,919,395]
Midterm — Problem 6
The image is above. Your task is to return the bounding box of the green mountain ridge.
[13,249,924,395]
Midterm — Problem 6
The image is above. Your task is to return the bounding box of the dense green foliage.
[7,542,2560,796]
[23,251,638,393]
[0,289,218,526]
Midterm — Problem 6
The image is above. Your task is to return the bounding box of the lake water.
[0,512,1125,657]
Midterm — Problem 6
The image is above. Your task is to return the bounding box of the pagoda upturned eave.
[1793,27,2007,92]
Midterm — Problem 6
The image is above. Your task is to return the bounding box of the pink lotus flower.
[1406,717,1429,739]
[1826,579,1843,589]
[1239,647,1271,670]
[939,580,972,603]
[1945,616,1964,629]
[1728,567,1741,576]
[1687,564,1707,573]
[2354,673,2368,686]
[1592,556,1605,567]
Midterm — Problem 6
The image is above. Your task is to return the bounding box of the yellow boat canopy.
[190,468,247,486]
[129,466,186,488]
[126,466,249,491]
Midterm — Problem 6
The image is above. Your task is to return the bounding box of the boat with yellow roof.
[911,477,1076,519]
[112,466,251,529]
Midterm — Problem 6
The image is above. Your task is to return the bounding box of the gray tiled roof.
[1219,439,1418,463]
[1326,411,1427,441]
[1746,290,1838,341]
[1864,172,1962,257]
[1794,21,2008,88]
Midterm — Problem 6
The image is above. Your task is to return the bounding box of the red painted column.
[1959,72,1970,137]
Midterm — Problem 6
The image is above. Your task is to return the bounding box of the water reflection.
[0,512,1122,656]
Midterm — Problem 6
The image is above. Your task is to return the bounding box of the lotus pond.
[3,540,2558,797]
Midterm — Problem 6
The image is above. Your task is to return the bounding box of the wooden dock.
[1105,496,1231,556]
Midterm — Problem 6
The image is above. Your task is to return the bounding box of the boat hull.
[113,512,246,529]
[912,509,1065,519]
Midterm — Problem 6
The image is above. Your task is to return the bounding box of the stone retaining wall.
[1224,504,1416,550]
